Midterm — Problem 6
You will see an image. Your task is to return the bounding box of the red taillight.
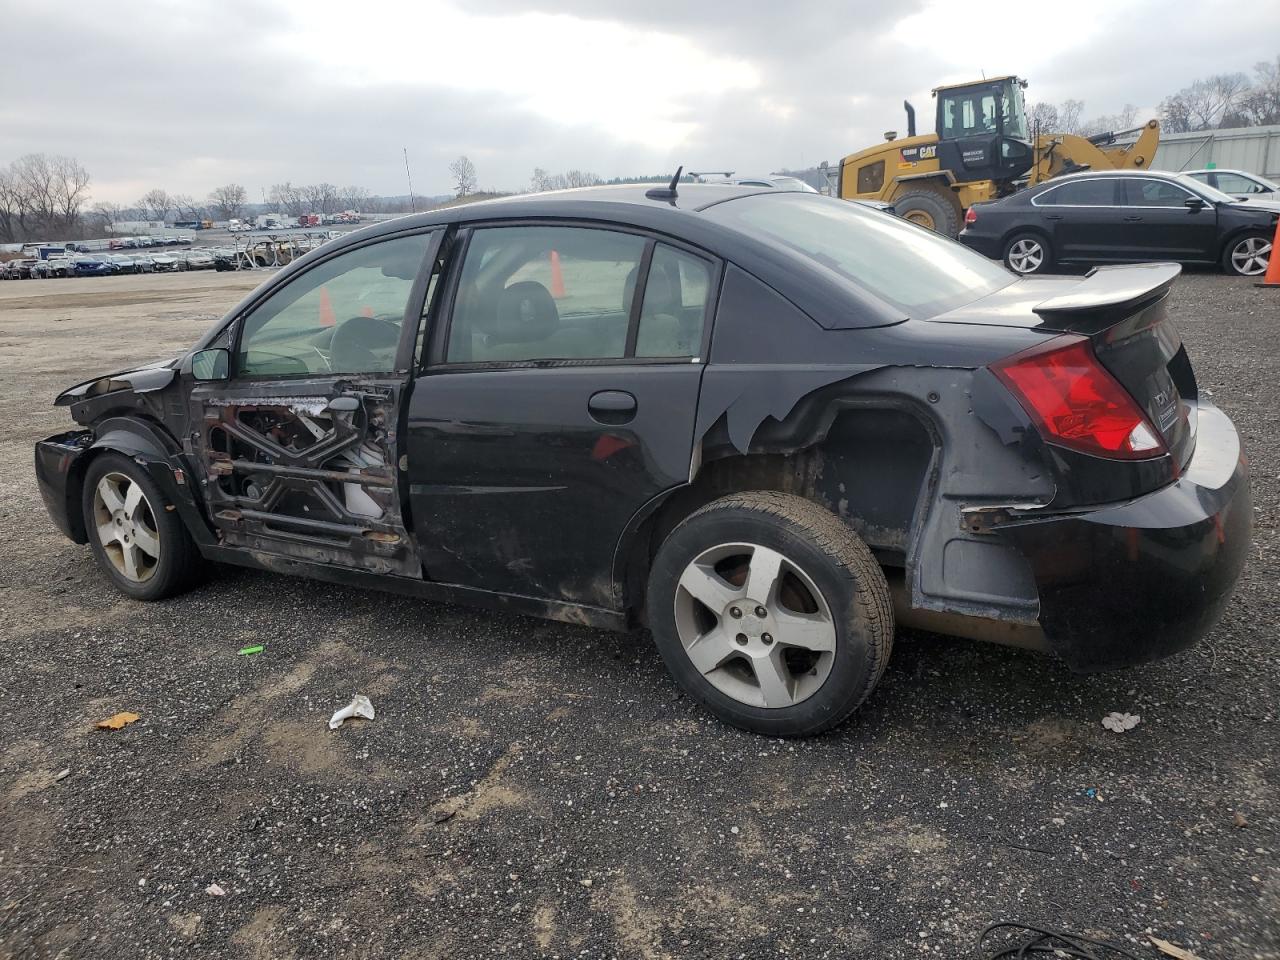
[991,335,1166,460]
[964,207,977,225]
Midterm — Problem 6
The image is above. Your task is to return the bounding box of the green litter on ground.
[237,645,265,656]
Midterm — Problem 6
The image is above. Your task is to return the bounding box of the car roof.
[200,184,911,349]
[1183,168,1256,175]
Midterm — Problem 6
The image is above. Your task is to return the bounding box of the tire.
[892,187,961,237]
[1221,231,1272,277]
[646,491,894,736]
[82,452,204,601]
[1003,231,1053,275]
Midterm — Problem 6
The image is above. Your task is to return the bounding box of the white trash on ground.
[329,694,375,730]
[1102,711,1141,733]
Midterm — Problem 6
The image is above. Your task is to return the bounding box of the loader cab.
[933,76,1034,186]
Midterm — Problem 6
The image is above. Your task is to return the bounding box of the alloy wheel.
[91,472,162,582]
[1231,236,1272,276]
[673,542,836,709]
[1007,239,1044,274]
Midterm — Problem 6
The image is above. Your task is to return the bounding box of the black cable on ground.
[978,921,1148,959]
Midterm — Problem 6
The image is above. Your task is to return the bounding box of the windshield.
[769,176,819,193]
[705,193,1014,318]
[1175,175,1236,204]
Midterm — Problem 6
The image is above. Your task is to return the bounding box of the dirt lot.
[0,270,1276,959]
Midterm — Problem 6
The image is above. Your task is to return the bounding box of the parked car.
[107,255,137,274]
[10,258,40,279]
[182,250,216,271]
[46,257,76,278]
[130,255,155,273]
[30,260,51,279]
[959,170,1278,277]
[35,185,1251,735]
[1183,168,1279,199]
[73,257,114,277]
[698,173,820,193]
[151,254,179,272]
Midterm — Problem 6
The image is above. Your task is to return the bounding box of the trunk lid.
[932,263,1196,469]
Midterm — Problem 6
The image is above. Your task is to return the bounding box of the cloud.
[2,0,1276,203]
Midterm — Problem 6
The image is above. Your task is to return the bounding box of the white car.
[1183,168,1278,199]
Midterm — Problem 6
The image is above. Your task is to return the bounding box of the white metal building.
[1147,125,1280,178]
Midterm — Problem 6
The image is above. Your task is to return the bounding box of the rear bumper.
[999,402,1251,670]
[35,430,93,543]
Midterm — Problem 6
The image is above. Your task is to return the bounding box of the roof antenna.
[645,165,683,201]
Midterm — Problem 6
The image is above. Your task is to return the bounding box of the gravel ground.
[0,270,1276,959]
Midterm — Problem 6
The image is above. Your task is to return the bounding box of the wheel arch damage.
[616,362,1054,638]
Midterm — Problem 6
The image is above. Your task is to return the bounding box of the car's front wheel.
[646,492,893,736]
[1003,232,1052,275]
[82,453,204,600]
[1222,231,1272,277]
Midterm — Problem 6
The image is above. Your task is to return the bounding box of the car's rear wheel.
[646,492,893,736]
[1004,232,1052,275]
[82,453,204,601]
[1223,232,1272,277]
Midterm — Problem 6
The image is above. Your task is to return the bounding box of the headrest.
[483,281,559,344]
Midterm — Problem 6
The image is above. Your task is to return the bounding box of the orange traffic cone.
[318,286,336,326]
[549,250,566,299]
[1256,217,1280,288]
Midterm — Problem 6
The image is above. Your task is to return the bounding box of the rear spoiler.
[1033,263,1181,335]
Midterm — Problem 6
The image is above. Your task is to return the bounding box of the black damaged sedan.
[36,184,1251,735]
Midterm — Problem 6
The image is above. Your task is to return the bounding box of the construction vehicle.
[838,75,1161,236]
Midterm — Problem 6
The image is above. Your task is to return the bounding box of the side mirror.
[1184,197,1206,212]
[192,347,229,381]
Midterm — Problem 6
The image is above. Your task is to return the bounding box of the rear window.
[703,192,1013,318]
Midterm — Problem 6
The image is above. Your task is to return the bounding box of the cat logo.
[918,145,937,160]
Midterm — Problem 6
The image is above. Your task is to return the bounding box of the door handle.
[1123,216,1143,222]
[1044,214,1064,221]
[588,390,637,424]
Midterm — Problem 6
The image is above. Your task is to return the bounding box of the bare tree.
[1058,99,1085,135]
[1159,93,1194,133]
[1240,56,1280,126]
[530,167,552,192]
[138,188,172,223]
[91,201,124,235]
[449,156,477,198]
[338,185,371,211]
[208,183,247,221]
[269,182,306,217]
[171,194,206,221]
[1027,101,1059,134]
[1161,73,1251,131]
[1,154,93,238]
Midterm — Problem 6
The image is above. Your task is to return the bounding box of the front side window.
[236,233,432,377]
[1128,178,1196,207]
[446,226,646,363]
[1214,172,1264,195]
[1035,179,1117,206]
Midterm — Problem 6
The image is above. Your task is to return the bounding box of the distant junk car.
[37,182,1250,735]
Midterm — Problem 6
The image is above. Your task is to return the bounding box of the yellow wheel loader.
[838,76,1160,236]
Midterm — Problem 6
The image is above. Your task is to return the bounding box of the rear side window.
[635,245,712,358]
[445,226,645,363]
[703,192,1012,318]
[1035,180,1116,206]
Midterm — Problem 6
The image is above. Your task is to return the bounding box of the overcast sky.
[2,0,1277,205]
